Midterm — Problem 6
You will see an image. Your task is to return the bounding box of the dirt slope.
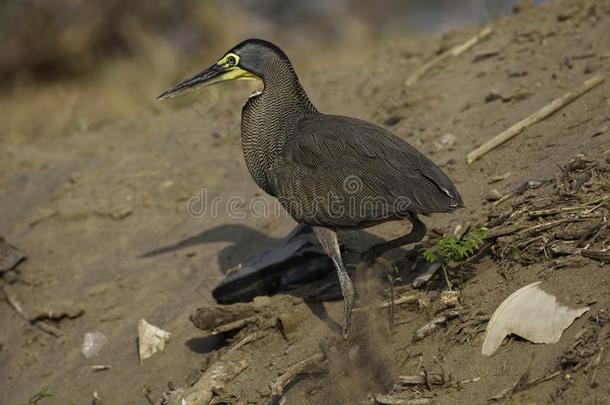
[1,0,609,404]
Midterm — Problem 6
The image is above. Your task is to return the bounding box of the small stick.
[527,370,561,387]
[211,315,259,334]
[36,321,64,338]
[583,197,608,215]
[491,192,515,207]
[353,293,420,313]
[413,311,459,341]
[270,352,325,397]
[1,283,65,338]
[182,359,249,404]
[459,376,482,385]
[518,218,592,236]
[486,224,527,239]
[1,283,29,321]
[405,27,492,86]
[467,74,606,164]
[228,331,268,353]
[577,223,606,247]
[374,395,434,405]
[527,206,591,218]
[581,249,610,263]
[398,374,444,386]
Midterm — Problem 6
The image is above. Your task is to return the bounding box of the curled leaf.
[482,282,589,356]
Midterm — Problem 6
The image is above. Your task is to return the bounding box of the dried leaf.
[482,282,589,355]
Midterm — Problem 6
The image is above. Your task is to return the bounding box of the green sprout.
[19,388,51,405]
[422,227,489,290]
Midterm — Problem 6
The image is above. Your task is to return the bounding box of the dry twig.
[413,311,460,341]
[467,74,606,164]
[353,293,421,313]
[270,352,325,398]
[228,331,269,353]
[405,27,492,86]
[374,395,434,405]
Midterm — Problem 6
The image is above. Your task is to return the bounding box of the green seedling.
[19,388,51,405]
[422,227,489,290]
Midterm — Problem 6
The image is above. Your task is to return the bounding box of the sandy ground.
[1,0,610,404]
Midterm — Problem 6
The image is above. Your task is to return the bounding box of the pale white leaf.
[482,281,589,356]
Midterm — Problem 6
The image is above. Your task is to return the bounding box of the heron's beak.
[158,64,258,100]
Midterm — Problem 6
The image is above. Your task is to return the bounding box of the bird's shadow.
[140,223,281,274]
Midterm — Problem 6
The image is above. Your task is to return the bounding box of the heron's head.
[158,39,289,100]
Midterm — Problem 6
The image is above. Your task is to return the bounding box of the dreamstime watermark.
[185,175,413,221]
[172,64,241,138]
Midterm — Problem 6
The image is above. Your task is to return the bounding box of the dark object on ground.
[212,225,332,304]
[159,39,463,337]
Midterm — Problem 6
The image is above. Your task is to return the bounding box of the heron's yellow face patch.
[215,52,260,82]
[217,52,240,68]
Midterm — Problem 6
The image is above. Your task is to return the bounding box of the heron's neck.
[240,62,317,194]
[260,61,317,115]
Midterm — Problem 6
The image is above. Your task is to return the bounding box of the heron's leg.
[312,226,354,339]
[362,214,427,264]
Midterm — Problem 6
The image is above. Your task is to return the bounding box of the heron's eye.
[227,55,236,66]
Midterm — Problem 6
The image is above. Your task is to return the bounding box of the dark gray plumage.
[159,39,463,337]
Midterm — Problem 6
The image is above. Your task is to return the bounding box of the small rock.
[584,63,599,74]
[92,391,101,405]
[82,332,108,359]
[527,180,543,189]
[418,297,431,309]
[109,206,132,220]
[440,290,461,307]
[488,172,511,184]
[557,7,579,22]
[485,90,503,103]
[433,134,456,151]
[384,116,402,126]
[507,69,528,78]
[485,189,503,202]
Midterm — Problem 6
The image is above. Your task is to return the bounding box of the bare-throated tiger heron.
[159,39,463,338]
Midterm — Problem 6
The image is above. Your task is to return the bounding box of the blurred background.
[0,0,543,143]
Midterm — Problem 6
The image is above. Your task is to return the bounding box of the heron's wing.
[272,114,463,227]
